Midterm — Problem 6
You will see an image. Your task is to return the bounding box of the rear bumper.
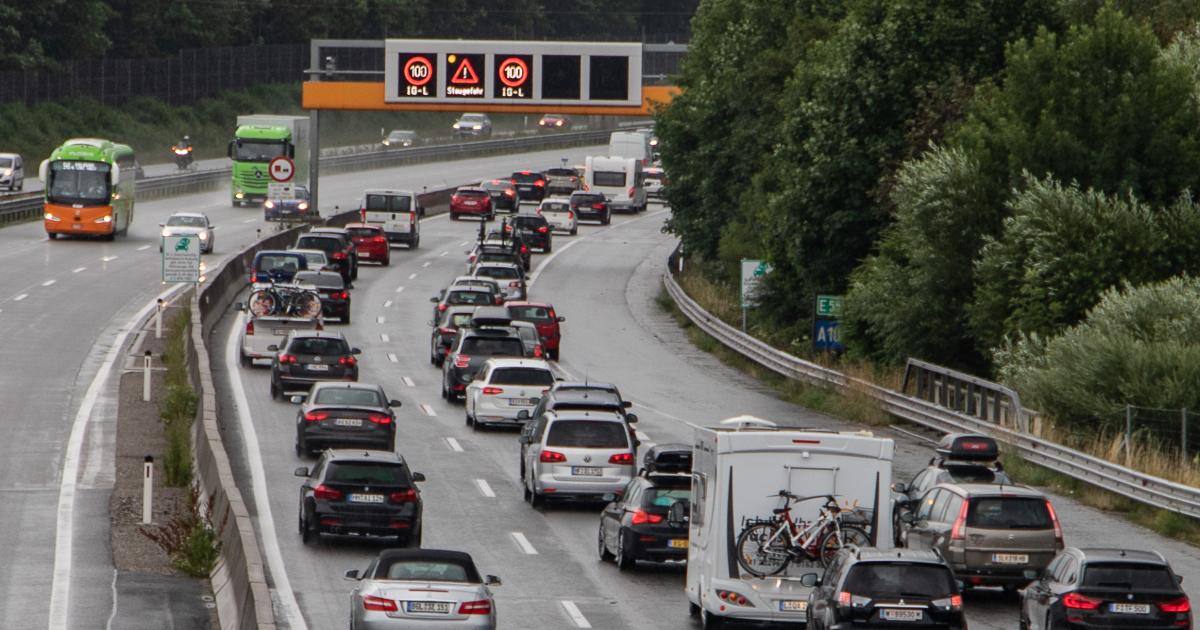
[623,527,689,562]
[450,206,491,216]
[385,231,417,243]
[302,427,393,452]
[533,473,631,498]
[953,564,1035,586]
[277,373,357,390]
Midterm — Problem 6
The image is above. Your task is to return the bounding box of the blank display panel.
[542,55,581,100]
[589,56,629,101]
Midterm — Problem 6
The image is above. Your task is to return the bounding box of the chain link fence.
[1122,404,1199,463]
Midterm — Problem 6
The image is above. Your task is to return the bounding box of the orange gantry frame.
[302,82,679,116]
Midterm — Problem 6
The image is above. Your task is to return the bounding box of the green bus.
[41,138,136,240]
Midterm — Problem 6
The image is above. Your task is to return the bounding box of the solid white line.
[104,569,118,630]
[527,239,584,289]
[14,293,27,301]
[42,280,56,287]
[635,430,650,442]
[136,245,151,251]
[380,333,390,342]
[460,240,469,246]
[376,316,385,324]
[223,313,308,630]
[446,437,464,452]
[402,376,415,387]
[408,273,418,280]
[561,601,592,628]
[422,261,431,268]
[439,251,449,257]
[475,479,496,498]
[72,267,86,273]
[49,284,183,630]
[512,532,539,555]
[101,255,117,262]
[383,300,393,308]
[387,353,398,363]
[395,286,405,293]
[420,403,436,417]
[242,218,256,223]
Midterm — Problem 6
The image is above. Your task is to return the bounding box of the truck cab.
[229,114,309,206]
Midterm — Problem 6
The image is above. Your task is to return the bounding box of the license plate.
[406,601,452,614]
[348,493,383,503]
[992,553,1028,564]
[72,223,82,229]
[508,398,537,406]
[334,418,362,427]
[880,608,922,621]
[779,600,807,612]
[1110,603,1151,614]
[273,329,289,335]
[669,539,688,549]
[307,364,329,372]
[360,251,370,258]
[465,200,477,206]
[572,466,602,476]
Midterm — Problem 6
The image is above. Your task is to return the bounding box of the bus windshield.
[234,140,287,162]
[48,161,110,205]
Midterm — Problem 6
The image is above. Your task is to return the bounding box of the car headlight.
[555,121,563,127]
[235,191,245,199]
[198,232,208,240]
[382,140,390,146]
[298,202,309,210]
[452,124,460,129]
[472,125,482,130]
[264,200,274,209]
[95,215,112,224]
[0,168,10,176]
[161,228,172,237]
[45,213,61,222]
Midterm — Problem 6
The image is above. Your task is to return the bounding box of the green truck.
[227,114,309,206]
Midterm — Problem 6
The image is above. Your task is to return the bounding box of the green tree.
[0,0,113,69]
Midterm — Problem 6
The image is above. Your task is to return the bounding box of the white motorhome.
[584,155,646,213]
[360,189,421,248]
[686,416,895,628]
[608,131,653,166]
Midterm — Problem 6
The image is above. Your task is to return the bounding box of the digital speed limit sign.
[397,53,435,98]
[494,55,533,99]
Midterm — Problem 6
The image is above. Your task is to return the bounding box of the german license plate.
[508,398,536,406]
[669,539,688,549]
[307,364,329,372]
[992,553,1028,564]
[465,200,477,206]
[1110,603,1150,614]
[348,493,383,504]
[880,608,922,621]
[273,329,289,335]
[572,466,602,476]
[779,600,806,612]
[359,251,370,258]
[406,601,451,614]
[334,418,362,427]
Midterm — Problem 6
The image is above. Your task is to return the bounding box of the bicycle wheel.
[735,522,790,577]
[293,291,322,319]
[816,525,870,567]
[248,290,277,317]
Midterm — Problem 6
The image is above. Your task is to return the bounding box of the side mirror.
[235,302,246,312]
[956,579,966,591]
[892,482,908,494]
[517,410,530,420]
[621,401,632,409]
[557,316,565,322]
[800,573,820,587]
[485,575,501,586]
[517,434,531,445]
[389,399,402,407]
[430,296,440,303]
[39,159,48,182]
[899,511,916,524]
[351,348,362,355]
[267,344,279,352]
[110,163,120,186]
[293,466,309,477]
[226,141,234,159]
[1022,570,1039,581]
[601,493,617,503]
[344,569,360,581]
[626,414,638,424]
[1179,575,1185,585]
[289,394,305,404]
[411,472,426,483]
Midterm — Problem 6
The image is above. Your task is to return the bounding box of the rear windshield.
[491,367,554,386]
[296,251,327,265]
[364,194,411,211]
[346,227,381,238]
[314,387,382,406]
[167,215,206,227]
[644,172,663,182]
[541,202,570,213]
[258,254,304,271]
[593,171,626,187]
[479,252,516,263]
[967,497,1052,529]
[294,272,343,289]
[457,189,488,198]
[511,172,543,183]
[509,305,551,321]
[378,560,479,583]
[513,216,547,228]
[446,313,473,328]
[572,193,605,205]
[546,420,629,448]
[461,337,524,356]
[325,462,407,485]
[296,236,341,252]
[288,337,350,356]
[643,488,690,508]
[477,267,520,280]
[1082,563,1177,590]
[546,168,576,177]
[843,563,956,598]
[447,291,493,305]
[483,181,511,192]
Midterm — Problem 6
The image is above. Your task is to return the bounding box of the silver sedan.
[347,549,500,629]
[160,211,215,253]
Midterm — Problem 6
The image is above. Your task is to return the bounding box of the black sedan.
[268,331,360,399]
[482,178,520,212]
[598,469,691,570]
[294,382,401,457]
[569,191,611,225]
[295,449,425,546]
[294,270,351,324]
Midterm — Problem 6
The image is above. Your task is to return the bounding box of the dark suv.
[807,548,966,630]
[509,170,547,203]
[294,449,425,546]
[598,444,691,570]
[569,191,611,225]
[509,214,552,252]
[296,232,357,282]
[441,316,527,402]
[269,331,361,399]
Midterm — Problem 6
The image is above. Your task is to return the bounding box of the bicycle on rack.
[247,282,322,318]
[735,491,871,576]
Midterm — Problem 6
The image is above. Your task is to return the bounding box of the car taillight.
[1063,592,1103,610]
[332,252,346,260]
[278,354,298,365]
[533,344,543,358]
[367,413,391,425]
[540,450,566,463]
[535,180,545,187]
[591,203,605,210]
[482,386,503,395]
[508,281,522,288]
[627,186,636,197]
[567,211,574,219]
[509,178,517,185]
[459,600,492,615]
[314,484,343,500]
[505,189,514,196]
[438,327,456,335]
[338,356,356,366]
[950,497,970,540]
[454,355,471,368]
[537,226,548,233]
[245,320,254,336]
[304,411,328,422]
[717,590,753,607]
[630,509,663,525]
[1159,596,1191,613]
[373,235,386,244]
[609,452,634,465]
[452,195,462,204]
[1046,500,1063,546]
[520,245,528,253]
[333,291,349,300]
[438,303,448,312]
[362,595,397,612]
[932,595,963,611]
[389,488,417,503]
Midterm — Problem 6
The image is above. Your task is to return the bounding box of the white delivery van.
[585,156,646,213]
[686,416,895,628]
[608,131,653,166]
[360,189,421,248]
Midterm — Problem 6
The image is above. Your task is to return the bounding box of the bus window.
[48,161,110,205]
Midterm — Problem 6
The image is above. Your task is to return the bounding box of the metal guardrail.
[663,259,1200,519]
[901,358,1030,432]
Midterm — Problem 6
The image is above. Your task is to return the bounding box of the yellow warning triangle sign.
[450,57,480,84]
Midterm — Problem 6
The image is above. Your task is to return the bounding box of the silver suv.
[518,410,636,507]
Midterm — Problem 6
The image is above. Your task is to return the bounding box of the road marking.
[439,251,449,257]
[402,376,415,387]
[460,240,469,246]
[380,333,390,342]
[41,280,56,287]
[14,293,27,301]
[136,245,151,251]
[422,261,431,267]
[376,316,385,324]
[383,300,393,308]
[561,601,592,628]
[475,479,496,498]
[242,218,257,223]
[636,430,650,442]
[101,255,118,262]
[105,568,118,630]
[408,273,418,280]
[446,437,464,452]
[420,403,436,417]
[387,353,398,363]
[395,286,405,293]
[50,284,185,630]
[222,313,308,630]
[512,532,539,555]
[72,267,86,273]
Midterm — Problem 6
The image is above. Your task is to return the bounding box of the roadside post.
[155,298,164,339]
[739,259,772,332]
[813,294,845,354]
[143,350,152,402]
[142,455,154,525]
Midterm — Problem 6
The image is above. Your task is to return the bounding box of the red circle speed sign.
[404,56,433,87]
[498,57,529,88]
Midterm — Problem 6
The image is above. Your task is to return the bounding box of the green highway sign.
[816,294,844,318]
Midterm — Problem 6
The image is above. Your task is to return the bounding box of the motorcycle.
[171,144,194,171]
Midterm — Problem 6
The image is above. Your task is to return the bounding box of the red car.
[505,301,565,360]
[343,223,391,266]
[449,187,494,221]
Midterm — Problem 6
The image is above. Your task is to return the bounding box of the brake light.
[362,595,397,612]
[537,226,548,233]
[837,591,851,606]
[630,509,663,525]
[314,484,343,500]
[520,245,528,253]
[367,413,391,425]
[535,180,545,188]
[533,344,543,358]
[1159,596,1191,613]
[591,203,605,210]
[459,599,492,615]
[389,488,417,503]
[452,194,462,204]
[609,452,634,465]
[482,386,503,395]
[338,356,356,367]
[567,211,574,219]
[504,189,514,197]
[540,450,566,463]
[509,178,517,185]
[1063,592,1103,610]
[331,291,349,300]
[438,303,448,312]
[332,252,347,260]
[304,411,329,422]
[508,281,522,288]
[717,590,753,607]
[950,498,970,540]
[454,354,471,368]
[933,594,963,611]
[1046,500,1063,546]
[245,320,255,336]
[278,354,298,365]
[372,235,386,244]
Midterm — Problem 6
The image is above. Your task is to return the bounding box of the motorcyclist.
[172,135,194,170]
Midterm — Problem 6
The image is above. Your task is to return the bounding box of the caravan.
[686,416,895,628]
[584,156,646,213]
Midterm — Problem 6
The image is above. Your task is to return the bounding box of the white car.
[464,357,555,430]
[347,548,501,629]
[289,248,331,272]
[160,212,215,253]
[536,198,577,235]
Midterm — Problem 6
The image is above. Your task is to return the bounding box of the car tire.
[689,601,701,617]
[1019,613,1029,630]
[47,232,58,240]
[343,310,351,325]
[465,411,474,427]
[404,522,422,548]
[615,530,634,571]
[270,380,280,400]
[300,507,317,545]
[570,227,577,236]
[603,214,611,225]
[450,213,459,221]
[598,523,614,562]
[382,256,390,267]
[544,241,552,253]
[240,352,251,368]
[528,481,543,508]
[548,348,559,361]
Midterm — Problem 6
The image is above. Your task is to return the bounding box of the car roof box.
[936,433,999,462]
[642,443,692,474]
[470,306,512,328]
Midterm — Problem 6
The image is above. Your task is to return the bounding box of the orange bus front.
[44,202,116,237]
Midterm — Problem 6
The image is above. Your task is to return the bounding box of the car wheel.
[240,352,251,368]
[548,348,559,361]
[570,227,577,236]
[1019,613,1029,630]
[270,380,280,400]
[689,601,701,617]
[603,214,611,225]
[450,213,459,221]
[294,434,304,458]
[404,522,422,548]
[519,460,526,482]
[300,508,316,545]
[598,523,614,561]
[382,255,390,267]
[528,480,543,508]
[615,530,634,571]
[47,232,58,240]
[465,411,474,426]
[544,241,552,253]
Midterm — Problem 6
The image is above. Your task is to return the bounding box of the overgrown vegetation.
[160,304,196,487]
[141,488,225,578]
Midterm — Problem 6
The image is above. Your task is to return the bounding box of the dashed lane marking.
[101,255,118,262]
[408,273,418,280]
[136,245,150,251]
[242,218,256,223]
[459,240,469,246]
[387,353,398,363]
[380,333,390,342]
[636,430,650,442]
[475,479,496,498]
[439,251,448,257]
[420,404,436,417]
[14,293,27,301]
[376,316,385,324]
[72,267,86,273]
[402,377,415,387]
[560,601,592,628]
[383,300,393,308]
[445,437,464,452]
[42,280,56,287]
[512,532,538,555]
[422,261,431,267]
[395,286,405,293]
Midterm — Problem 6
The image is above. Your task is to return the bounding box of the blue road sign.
[813,317,844,352]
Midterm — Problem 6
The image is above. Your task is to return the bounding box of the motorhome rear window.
[593,171,626,187]
[546,420,628,448]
